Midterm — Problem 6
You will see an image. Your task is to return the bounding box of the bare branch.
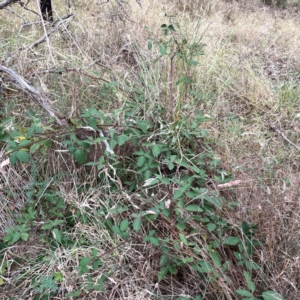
[0,64,68,126]
[26,13,75,49]
[0,0,19,9]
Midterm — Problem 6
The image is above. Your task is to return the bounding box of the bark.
[0,0,18,9]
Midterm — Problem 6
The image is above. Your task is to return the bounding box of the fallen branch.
[27,13,75,49]
[0,64,68,126]
[269,123,300,151]
[0,0,18,9]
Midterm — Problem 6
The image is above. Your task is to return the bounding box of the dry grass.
[1,0,300,299]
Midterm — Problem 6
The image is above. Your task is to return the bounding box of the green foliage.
[0,17,284,299]
[3,225,30,245]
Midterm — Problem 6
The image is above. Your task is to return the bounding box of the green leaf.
[42,222,54,230]
[7,140,17,149]
[210,250,221,267]
[52,228,62,243]
[207,223,216,232]
[20,232,29,241]
[193,261,213,273]
[185,204,203,212]
[18,140,31,147]
[136,120,148,132]
[160,254,168,266]
[149,237,160,246]
[158,266,169,281]
[159,43,166,55]
[152,144,161,158]
[173,190,183,200]
[53,219,65,226]
[133,218,141,232]
[179,233,188,245]
[80,257,91,267]
[244,271,256,293]
[120,219,129,232]
[137,155,146,167]
[262,291,283,300]
[16,150,29,163]
[92,259,101,270]
[117,135,129,146]
[30,143,40,153]
[9,152,17,165]
[88,116,97,129]
[223,237,241,245]
[203,195,222,208]
[74,149,86,164]
[167,162,175,170]
[109,139,118,149]
[11,232,21,244]
[54,271,64,282]
[148,41,152,50]
[235,290,253,297]
[161,177,171,184]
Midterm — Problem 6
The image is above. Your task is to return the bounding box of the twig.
[0,0,18,9]
[26,13,75,49]
[269,123,300,151]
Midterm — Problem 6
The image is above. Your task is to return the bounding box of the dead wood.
[0,64,68,126]
[27,13,75,49]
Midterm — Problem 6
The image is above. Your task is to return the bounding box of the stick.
[269,123,300,151]
[0,64,67,126]
[27,13,75,49]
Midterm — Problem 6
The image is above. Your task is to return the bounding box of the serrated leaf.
[185,204,203,212]
[92,259,101,270]
[109,139,118,149]
[30,143,40,153]
[152,144,161,158]
[52,228,62,243]
[20,232,29,241]
[244,271,256,293]
[117,135,129,146]
[167,162,175,170]
[173,190,183,200]
[203,195,222,208]
[262,291,283,300]
[223,237,241,245]
[149,237,160,246]
[18,140,31,147]
[7,140,17,149]
[80,257,91,267]
[16,150,29,163]
[210,250,221,267]
[88,116,97,130]
[42,222,54,230]
[207,223,216,232]
[120,219,129,232]
[136,120,148,132]
[9,152,17,165]
[74,149,86,164]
